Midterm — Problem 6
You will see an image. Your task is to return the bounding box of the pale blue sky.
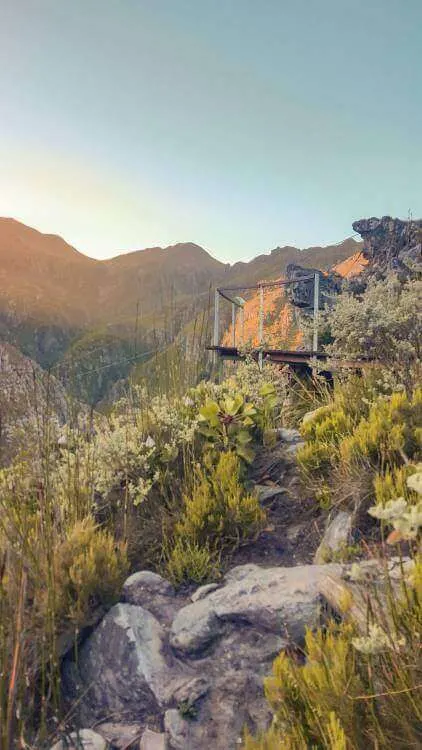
[1,0,421,261]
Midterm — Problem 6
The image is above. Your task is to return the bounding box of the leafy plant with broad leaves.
[198,393,257,462]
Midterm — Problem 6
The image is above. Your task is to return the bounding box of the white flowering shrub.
[369,463,422,544]
[323,275,422,391]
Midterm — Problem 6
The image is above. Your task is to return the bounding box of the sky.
[0,0,421,263]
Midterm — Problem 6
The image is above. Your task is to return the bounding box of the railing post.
[232,302,236,347]
[213,289,220,365]
[313,272,320,353]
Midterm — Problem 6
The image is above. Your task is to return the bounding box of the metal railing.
[213,273,321,363]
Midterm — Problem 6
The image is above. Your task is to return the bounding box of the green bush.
[198,393,257,463]
[324,275,422,393]
[165,452,265,584]
[245,578,422,749]
[297,386,422,508]
[165,539,219,586]
[51,518,128,627]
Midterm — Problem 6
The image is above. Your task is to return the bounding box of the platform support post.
[213,289,220,365]
[313,272,320,353]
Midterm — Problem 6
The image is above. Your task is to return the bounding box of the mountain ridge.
[0,217,362,401]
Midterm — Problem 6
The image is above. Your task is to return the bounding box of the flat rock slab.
[170,562,342,655]
[95,722,144,749]
[140,729,167,750]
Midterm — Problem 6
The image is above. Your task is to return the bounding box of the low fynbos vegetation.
[166,451,265,585]
[0,358,283,745]
[297,378,422,514]
[245,381,421,749]
[321,275,422,392]
[245,275,422,749]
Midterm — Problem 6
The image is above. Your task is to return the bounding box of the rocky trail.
[54,430,367,750]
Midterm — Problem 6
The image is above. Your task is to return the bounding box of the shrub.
[165,539,219,586]
[324,275,422,393]
[177,452,265,548]
[245,580,422,749]
[198,393,257,463]
[165,452,265,584]
[297,386,422,509]
[51,518,128,627]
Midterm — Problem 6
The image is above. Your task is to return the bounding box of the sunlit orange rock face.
[222,279,303,349]
[222,252,368,349]
[333,251,368,278]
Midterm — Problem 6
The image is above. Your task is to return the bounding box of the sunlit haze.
[1,0,421,261]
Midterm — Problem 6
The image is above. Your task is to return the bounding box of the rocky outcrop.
[170,562,340,655]
[352,215,422,277]
[63,562,342,749]
[62,602,198,725]
[285,264,342,311]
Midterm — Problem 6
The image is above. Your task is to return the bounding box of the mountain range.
[0,217,362,401]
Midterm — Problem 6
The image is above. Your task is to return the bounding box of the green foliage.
[165,538,218,586]
[198,393,258,463]
[339,390,422,467]
[297,384,422,509]
[51,518,128,627]
[323,275,422,393]
[245,584,422,749]
[166,452,265,584]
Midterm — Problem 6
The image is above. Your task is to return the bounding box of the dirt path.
[226,435,326,570]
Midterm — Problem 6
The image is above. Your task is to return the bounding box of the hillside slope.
[0,218,362,399]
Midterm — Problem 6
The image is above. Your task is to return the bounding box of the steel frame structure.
[212,273,321,364]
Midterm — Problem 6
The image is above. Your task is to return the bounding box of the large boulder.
[285,264,342,311]
[170,562,342,655]
[63,563,343,749]
[62,603,197,725]
[121,570,180,625]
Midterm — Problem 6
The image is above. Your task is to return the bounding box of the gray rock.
[164,710,190,750]
[123,571,175,599]
[122,571,177,625]
[171,676,210,706]
[191,583,220,602]
[254,484,285,503]
[62,603,191,724]
[50,729,106,750]
[165,671,272,750]
[274,427,301,443]
[95,722,143,749]
[353,216,422,277]
[140,729,167,750]
[170,562,342,655]
[314,511,353,564]
[285,441,306,455]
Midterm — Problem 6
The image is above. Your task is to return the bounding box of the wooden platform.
[207,346,372,371]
